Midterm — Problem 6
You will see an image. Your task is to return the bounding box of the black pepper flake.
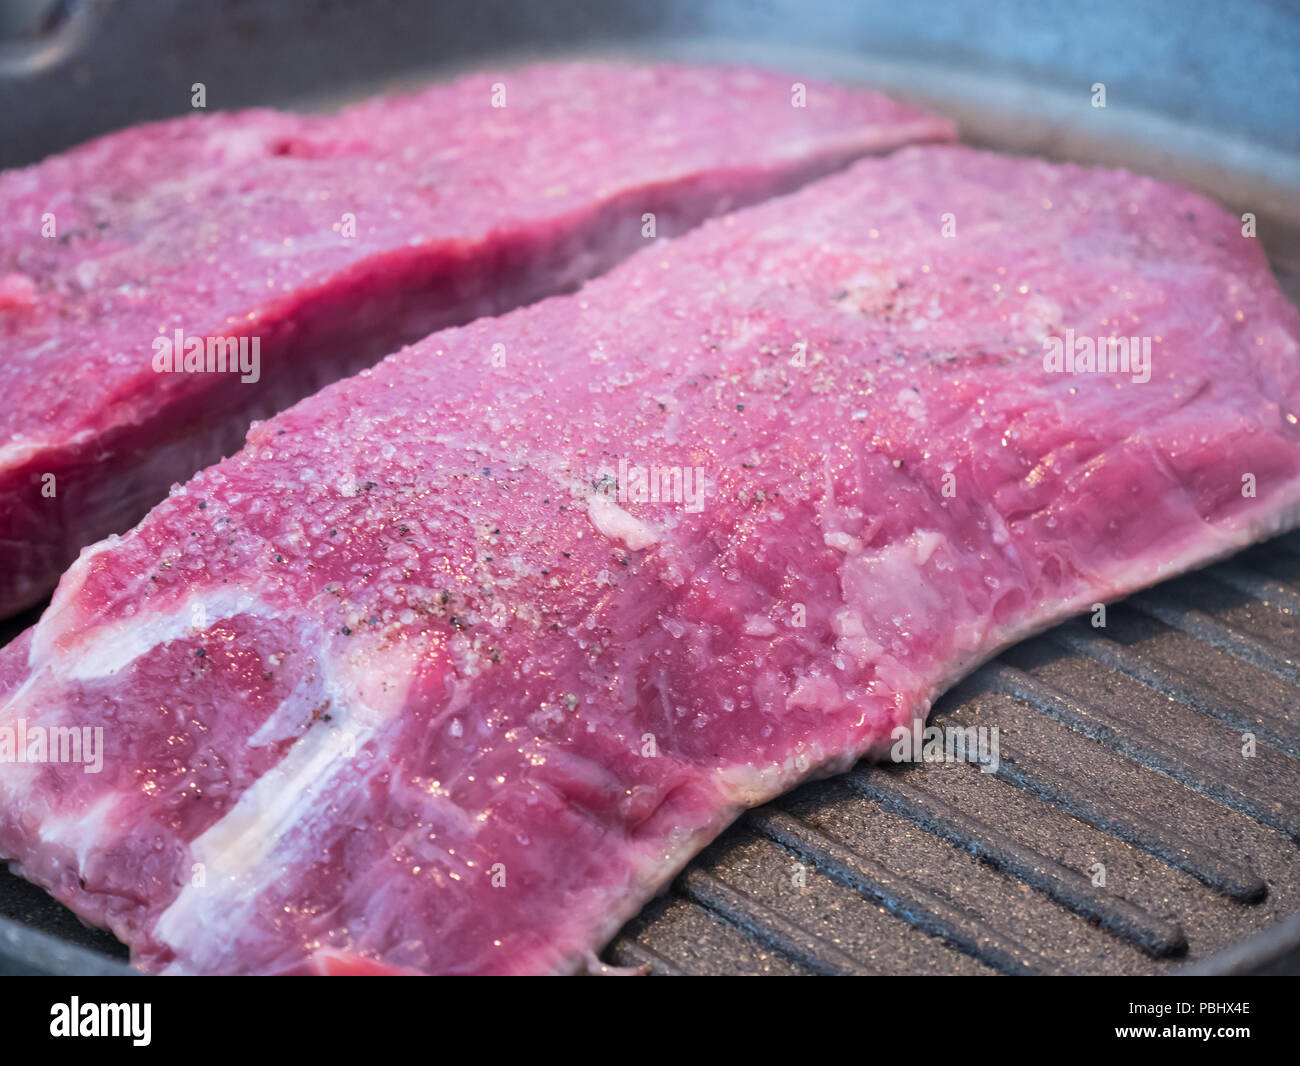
[196,648,206,658]
[341,626,352,636]
[197,501,207,510]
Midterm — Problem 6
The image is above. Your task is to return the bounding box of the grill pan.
[1,0,1298,976]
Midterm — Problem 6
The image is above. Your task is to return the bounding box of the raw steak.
[0,62,952,618]
[2,145,1299,975]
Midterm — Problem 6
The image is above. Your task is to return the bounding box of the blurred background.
[1,0,1297,167]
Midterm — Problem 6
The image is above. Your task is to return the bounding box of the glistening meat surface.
[0,61,952,617]
[2,145,1299,974]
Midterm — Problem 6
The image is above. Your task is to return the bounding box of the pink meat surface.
[0,62,952,618]
[2,145,1299,975]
